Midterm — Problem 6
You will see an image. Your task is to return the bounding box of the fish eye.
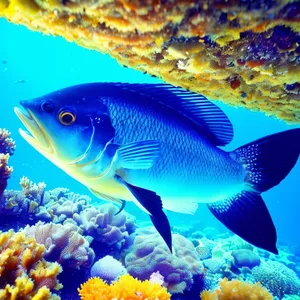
[41,101,54,113]
[59,111,76,126]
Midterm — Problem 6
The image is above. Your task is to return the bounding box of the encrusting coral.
[200,278,273,300]
[0,230,62,299]
[78,274,171,300]
[23,221,95,269]
[0,128,15,198]
[1,2,300,122]
[125,227,204,294]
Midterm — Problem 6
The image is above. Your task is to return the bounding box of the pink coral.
[23,221,95,269]
[125,228,204,294]
[73,203,136,249]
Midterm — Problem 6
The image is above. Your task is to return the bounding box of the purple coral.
[23,221,95,269]
[73,203,136,250]
[125,228,204,294]
[91,255,126,282]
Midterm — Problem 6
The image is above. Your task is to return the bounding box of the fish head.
[14,85,115,165]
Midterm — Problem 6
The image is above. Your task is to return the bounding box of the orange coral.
[78,274,171,300]
[201,278,273,300]
[0,230,62,300]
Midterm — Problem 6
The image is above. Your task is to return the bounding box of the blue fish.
[14,83,300,254]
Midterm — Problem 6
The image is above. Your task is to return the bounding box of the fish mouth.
[14,106,53,154]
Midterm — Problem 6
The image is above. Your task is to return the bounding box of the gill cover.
[15,88,115,165]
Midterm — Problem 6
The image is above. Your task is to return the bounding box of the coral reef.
[90,255,126,283]
[252,261,300,298]
[0,129,15,197]
[200,278,273,300]
[1,2,300,122]
[0,230,62,299]
[125,227,204,294]
[78,274,171,300]
[23,221,95,269]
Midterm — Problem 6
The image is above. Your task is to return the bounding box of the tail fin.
[233,128,300,193]
[208,129,300,254]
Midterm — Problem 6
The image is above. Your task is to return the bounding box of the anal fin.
[115,175,172,253]
[208,191,278,254]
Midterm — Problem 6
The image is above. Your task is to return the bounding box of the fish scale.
[103,96,245,199]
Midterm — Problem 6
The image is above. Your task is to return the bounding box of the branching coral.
[0,154,13,198]
[252,261,300,298]
[23,221,95,269]
[0,230,62,299]
[0,129,15,198]
[125,228,204,294]
[200,278,273,300]
[0,128,16,155]
[78,274,171,300]
[20,176,46,202]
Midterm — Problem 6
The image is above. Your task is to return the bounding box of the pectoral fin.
[115,174,172,253]
[116,140,160,169]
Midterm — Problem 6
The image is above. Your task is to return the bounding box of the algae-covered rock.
[1,1,300,122]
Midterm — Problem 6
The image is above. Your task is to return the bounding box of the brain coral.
[231,249,260,269]
[125,228,204,294]
[78,274,171,300]
[201,278,273,300]
[23,221,95,269]
[1,2,300,122]
[252,261,300,298]
[91,255,126,283]
[0,230,62,299]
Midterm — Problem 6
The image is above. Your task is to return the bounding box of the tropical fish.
[14,83,300,254]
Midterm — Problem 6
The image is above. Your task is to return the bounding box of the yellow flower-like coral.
[201,278,273,300]
[0,230,62,300]
[78,274,171,300]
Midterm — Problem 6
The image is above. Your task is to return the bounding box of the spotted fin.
[115,174,172,253]
[208,191,278,254]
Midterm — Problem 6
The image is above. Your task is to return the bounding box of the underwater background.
[1,17,300,299]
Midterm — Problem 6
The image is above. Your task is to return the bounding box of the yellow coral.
[200,278,273,300]
[0,230,62,300]
[78,274,171,300]
[1,1,300,122]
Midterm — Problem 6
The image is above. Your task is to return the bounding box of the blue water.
[0,18,299,247]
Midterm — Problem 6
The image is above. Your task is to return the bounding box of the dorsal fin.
[115,83,234,146]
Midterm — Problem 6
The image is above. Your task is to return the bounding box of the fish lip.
[14,106,53,154]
